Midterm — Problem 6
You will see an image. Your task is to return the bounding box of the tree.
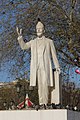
[0,84,17,110]
[0,79,39,110]
[62,81,80,109]
[0,1,80,107]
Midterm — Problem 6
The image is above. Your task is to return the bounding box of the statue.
[16,19,60,106]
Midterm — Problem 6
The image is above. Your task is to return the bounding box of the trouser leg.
[38,69,48,105]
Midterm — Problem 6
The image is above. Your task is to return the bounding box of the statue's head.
[36,18,45,37]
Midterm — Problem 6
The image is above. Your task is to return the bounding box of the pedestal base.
[0,109,80,120]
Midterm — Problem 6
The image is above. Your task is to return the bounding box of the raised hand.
[16,26,22,37]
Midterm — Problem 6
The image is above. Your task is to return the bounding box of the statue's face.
[36,27,44,37]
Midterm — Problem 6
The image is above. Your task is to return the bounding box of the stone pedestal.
[0,109,80,120]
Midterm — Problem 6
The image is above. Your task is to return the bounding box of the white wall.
[0,109,80,120]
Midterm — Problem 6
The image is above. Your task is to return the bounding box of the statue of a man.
[16,19,60,106]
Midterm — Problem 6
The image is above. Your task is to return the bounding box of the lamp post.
[23,83,26,108]
[16,81,22,93]
[15,80,22,105]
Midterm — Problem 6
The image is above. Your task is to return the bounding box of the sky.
[0,0,80,88]
[0,63,80,89]
[0,63,15,82]
[68,67,80,87]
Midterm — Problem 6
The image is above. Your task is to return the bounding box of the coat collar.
[37,36,45,40]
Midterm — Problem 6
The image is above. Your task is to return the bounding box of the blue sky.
[0,64,80,89]
[69,67,80,87]
[0,0,80,88]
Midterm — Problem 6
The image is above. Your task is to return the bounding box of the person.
[9,101,16,110]
[16,19,60,106]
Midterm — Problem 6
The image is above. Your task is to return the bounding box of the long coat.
[18,36,60,87]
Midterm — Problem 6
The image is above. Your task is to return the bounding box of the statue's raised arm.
[16,26,22,37]
[16,26,31,50]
